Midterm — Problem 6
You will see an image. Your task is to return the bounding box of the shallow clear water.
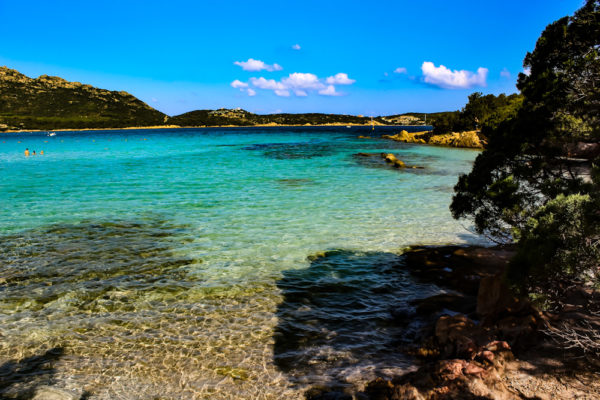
[0,127,484,399]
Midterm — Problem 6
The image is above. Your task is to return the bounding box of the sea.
[0,126,485,399]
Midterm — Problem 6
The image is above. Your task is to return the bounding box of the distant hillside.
[381,112,451,126]
[0,66,435,131]
[0,66,166,130]
[169,108,420,127]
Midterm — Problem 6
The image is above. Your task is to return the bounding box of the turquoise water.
[0,127,483,399]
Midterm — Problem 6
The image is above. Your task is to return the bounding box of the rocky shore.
[382,130,486,149]
[309,245,600,400]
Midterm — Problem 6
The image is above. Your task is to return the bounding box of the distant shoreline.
[2,123,431,134]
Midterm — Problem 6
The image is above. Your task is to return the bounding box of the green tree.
[450,0,600,296]
[431,92,523,135]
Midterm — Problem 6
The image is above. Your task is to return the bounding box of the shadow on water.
[276,178,317,188]
[0,219,199,314]
[242,140,339,159]
[0,347,64,399]
[274,250,441,389]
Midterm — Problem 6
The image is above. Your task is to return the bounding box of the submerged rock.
[214,366,250,381]
[352,152,424,170]
[383,153,406,168]
[355,152,379,157]
[381,153,424,169]
[32,386,80,400]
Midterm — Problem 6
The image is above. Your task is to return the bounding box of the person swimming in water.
[24,148,30,156]
[40,150,44,155]
[32,150,36,155]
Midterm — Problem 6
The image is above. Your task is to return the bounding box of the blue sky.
[0,0,585,116]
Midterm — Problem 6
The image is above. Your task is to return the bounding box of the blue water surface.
[0,126,483,399]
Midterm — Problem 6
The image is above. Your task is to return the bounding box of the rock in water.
[32,386,80,400]
[382,153,406,168]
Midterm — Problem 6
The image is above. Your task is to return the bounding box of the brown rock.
[355,152,377,157]
[392,384,425,400]
[476,273,529,319]
[435,315,480,358]
[435,314,476,343]
[382,153,406,168]
[410,293,476,315]
[496,315,537,344]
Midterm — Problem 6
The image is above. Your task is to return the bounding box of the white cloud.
[523,66,531,76]
[240,72,352,97]
[318,85,341,96]
[250,77,287,90]
[325,72,355,85]
[292,44,301,50]
[421,61,488,89]
[231,79,248,89]
[500,68,511,79]
[282,72,324,90]
[234,58,283,72]
[394,67,407,74]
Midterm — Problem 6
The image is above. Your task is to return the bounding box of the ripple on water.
[242,141,338,159]
[0,128,482,399]
[0,220,296,399]
[274,250,441,389]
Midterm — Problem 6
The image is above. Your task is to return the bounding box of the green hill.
[168,108,403,127]
[0,66,166,131]
[0,66,434,131]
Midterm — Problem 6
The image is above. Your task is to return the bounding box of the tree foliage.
[431,92,522,135]
[450,0,600,295]
[508,192,600,298]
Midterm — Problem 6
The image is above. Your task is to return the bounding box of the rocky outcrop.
[562,141,600,159]
[428,130,484,148]
[365,338,516,400]
[410,293,476,316]
[308,244,600,399]
[402,245,515,296]
[382,129,487,149]
[382,130,428,144]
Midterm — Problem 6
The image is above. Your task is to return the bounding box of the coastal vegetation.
[451,0,599,305]
[430,92,523,135]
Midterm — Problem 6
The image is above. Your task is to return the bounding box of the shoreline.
[0,123,431,134]
[312,245,600,399]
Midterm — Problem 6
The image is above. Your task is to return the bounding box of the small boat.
[47,132,56,137]
[346,125,352,128]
